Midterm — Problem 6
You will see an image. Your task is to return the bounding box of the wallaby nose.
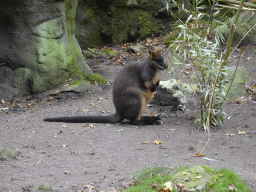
[163,61,168,69]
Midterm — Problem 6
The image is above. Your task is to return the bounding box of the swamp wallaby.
[44,49,167,125]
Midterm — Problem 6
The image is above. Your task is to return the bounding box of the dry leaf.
[195,175,202,179]
[151,183,159,189]
[61,124,67,128]
[89,103,94,106]
[193,152,205,157]
[189,146,195,151]
[164,181,173,191]
[37,161,41,164]
[228,183,237,191]
[237,131,246,135]
[25,159,29,162]
[13,114,16,116]
[182,171,186,176]
[1,99,5,104]
[62,145,67,147]
[42,145,50,148]
[22,117,27,119]
[218,173,223,177]
[82,109,89,112]
[89,124,96,128]
[184,177,191,181]
[177,183,183,187]
[142,142,150,144]
[153,140,162,145]
[9,178,14,181]
[54,132,58,138]
[84,183,94,189]
[27,103,34,108]
[226,134,235,137]
[244,124,249,127]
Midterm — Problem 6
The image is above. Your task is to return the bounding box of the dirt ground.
[0,42,256,192]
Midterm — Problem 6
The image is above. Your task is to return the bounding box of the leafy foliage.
[165,0,230,130]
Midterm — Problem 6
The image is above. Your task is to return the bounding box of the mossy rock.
[225,66,251,100]
[215,11,256,45]
[172,165,213,191]
[64,81,91,92]
[77,0,169,48]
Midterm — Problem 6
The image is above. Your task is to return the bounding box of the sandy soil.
[0,43,255,192]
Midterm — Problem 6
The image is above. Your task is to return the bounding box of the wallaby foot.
[131,116,161,125]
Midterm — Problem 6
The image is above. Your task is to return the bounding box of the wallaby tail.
[43,114,119,124]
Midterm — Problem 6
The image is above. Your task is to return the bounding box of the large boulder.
[76,0,172,49]
[0,0,92,101]
[216,11,256,45]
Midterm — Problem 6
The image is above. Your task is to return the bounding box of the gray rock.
[0,0,92,101]
[216,12,256,45]
[172,165,213,192]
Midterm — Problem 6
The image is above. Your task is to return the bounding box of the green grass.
[38,184,52,192]
[124,166,250,192]
[0,149,21,162]
[206,167,251,192]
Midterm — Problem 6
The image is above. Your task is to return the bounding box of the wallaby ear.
[149,50,156,59]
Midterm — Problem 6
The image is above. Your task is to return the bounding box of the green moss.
[87,74,107,85]
[100,49,117,57]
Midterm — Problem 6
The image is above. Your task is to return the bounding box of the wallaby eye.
[154,58,163,63]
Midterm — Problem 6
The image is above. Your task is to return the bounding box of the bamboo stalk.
[216,0,256,9]
[220,0,245,81]
[217,4,256,11]
[207,0,246,132]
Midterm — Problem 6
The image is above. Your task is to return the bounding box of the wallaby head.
[148,49,167,70]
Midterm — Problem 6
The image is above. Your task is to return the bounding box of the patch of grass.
[0,149,21,162]
[87,73,107,85]
[124,166,250,192]
[125,165,188,192]
[206,167,250,192]
[38,184,52,192]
